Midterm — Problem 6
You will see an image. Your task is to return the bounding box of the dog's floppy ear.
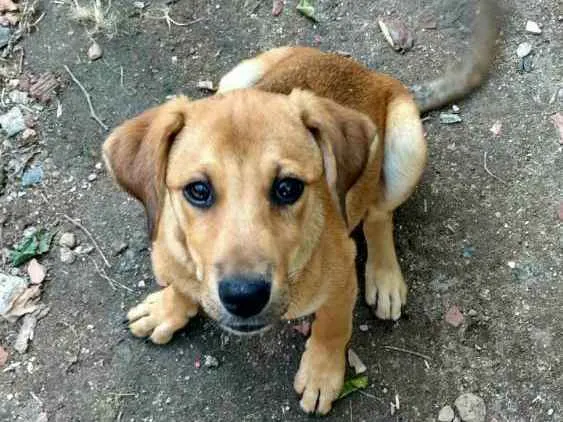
[289,89,376,224]
[102,96,189,239]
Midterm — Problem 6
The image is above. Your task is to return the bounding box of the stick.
[64,65,108,130]
[63,214,111,268]
[383,345,432,361]
[92,259,134,293]
[483,151,507,184]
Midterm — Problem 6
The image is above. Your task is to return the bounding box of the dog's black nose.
[218,276,271,318]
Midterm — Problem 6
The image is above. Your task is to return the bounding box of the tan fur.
[104,2,499,413]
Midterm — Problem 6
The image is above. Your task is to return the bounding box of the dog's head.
[103,89,376,334]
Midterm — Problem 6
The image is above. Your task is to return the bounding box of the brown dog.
[102,0,499,415]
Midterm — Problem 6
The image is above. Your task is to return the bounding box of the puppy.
[102,0,499,415]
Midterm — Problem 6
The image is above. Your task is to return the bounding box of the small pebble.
[454,393,486,422]
[87,173,97,182]
[359,324,369,332]
[438,405,455,422]
[468,309,478,317]
[525,20,542,34]
[452,104,460,113]
[0,107,27,137]
[95,162,103,170]
[87,42,103,60]
[507,261,516,269]
[547,409,554,416]
[21,128,36,140]
[112,241,128,256]
[138,280,146,288]
[445,305,464,327]
[204,355,219,368]
[133,1,145,8]
[440,113,463,124]
[197,80,215,91]
[516,42,532,58]
[74,244,94,255]
[21,165,44,187]
[59,232,77,249]
[60,247,76,264]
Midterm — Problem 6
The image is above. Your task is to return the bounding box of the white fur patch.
[217,60,264,93]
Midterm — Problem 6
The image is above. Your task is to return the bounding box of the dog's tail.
[409,0,501,113]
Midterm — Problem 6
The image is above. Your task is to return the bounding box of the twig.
[92,259,134,292]
[63,214,111,267]
[483,151,507,184]
[383,345,432,361]
[64,65,108,130]
[119,65,124,88]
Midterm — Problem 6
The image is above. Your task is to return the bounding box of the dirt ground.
[0,0,561,421]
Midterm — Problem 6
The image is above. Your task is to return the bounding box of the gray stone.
[22,165,44,187]
[74,244,94,255]
[0,106,26,137]
[204,355,219,368]
[516,42,532,58]
[440,112,463,124]
[455,393,486,422]
[0,273,28,314]
[438,405,455,422]
[0,26,11,48]
[60,247,76,264]
[59,232,77,249]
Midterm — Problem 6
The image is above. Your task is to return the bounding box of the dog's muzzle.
[218,275,274,334]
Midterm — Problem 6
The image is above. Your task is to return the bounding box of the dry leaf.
[347,348,367,374]
[14,313,37,353]
[378,17,414,52]
[0,345,8,367]
[272,0,284,16]
[551,112,563,145]
[27,259,46,285]
[3,285,41,322]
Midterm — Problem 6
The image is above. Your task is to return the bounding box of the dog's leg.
[364,209,406,320]
[294,267,356,415]
[127,285,198,344]
[363,96,426,320]
[217,47,293,93]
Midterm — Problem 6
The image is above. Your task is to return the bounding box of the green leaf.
[296,0,318,22]
[338,375,369,400]
[9,229,54,266]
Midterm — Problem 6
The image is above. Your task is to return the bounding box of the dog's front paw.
[126,286,198,344]
[294,341,346,415]
[365,266,407,321]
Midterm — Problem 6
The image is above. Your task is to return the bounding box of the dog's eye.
[271,177,304,206]
[183,181,215,208]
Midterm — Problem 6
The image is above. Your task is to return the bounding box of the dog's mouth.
[220,322,273,335]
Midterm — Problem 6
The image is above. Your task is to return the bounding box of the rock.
[8,90,29,104]
[59,232,77,249]
[14,313,37,353]
[197,80,215,91]
[133,1,145,9]
[95,162,103,170]
[452,104,460,113]
[87,41,103,60]
[525,20,541,34]
[359,324,369,332]
[440,113,462,124]
[454,393,486,422]
[445,305,464,327]
[347,348,367,374]
[0,106,26,137]
[507,261,516,269]
[87,173,97,182]
[21,165,44,187]
[0,26,11,48]
[74,244,94,255]
[516,42,532,58]
[21,128,36,141]
[0,273,28,314]
[204,355,219,368]
[438,405,455,422]
[60,247,76,264]
[111,241,128,256]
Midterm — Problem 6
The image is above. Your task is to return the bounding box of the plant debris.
[0,106,26,137]
[20,72,60,103]
[272,0,283,16]
[0,345,8,367]
[378,17,414,53]
[445,305,464,327]
[551,112,563,144]
[296,0,317,22]
[9,229,54,266]
[338,374,369,399]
